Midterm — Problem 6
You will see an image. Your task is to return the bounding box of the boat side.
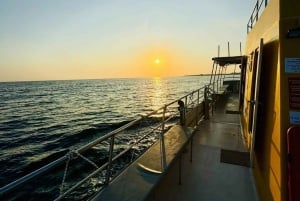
[242,0,300,200]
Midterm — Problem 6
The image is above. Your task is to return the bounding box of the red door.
[287,126,300,201]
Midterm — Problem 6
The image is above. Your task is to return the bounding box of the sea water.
[0,76,210,200]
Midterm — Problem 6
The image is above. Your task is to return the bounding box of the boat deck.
[93,93,259,201]
[151,93,259,201]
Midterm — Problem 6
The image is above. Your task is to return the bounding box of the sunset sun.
[135,47,179,78]
[154,58,161,64]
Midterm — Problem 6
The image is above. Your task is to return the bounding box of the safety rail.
[211,71,240,95]
[247,0,268,33]
[0,83,218,200]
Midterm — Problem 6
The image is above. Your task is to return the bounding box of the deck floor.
[158,94,259,201]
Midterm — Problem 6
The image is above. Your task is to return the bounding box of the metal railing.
[247,0,268,33]
[0,83,213,200]
[211,70,240,95]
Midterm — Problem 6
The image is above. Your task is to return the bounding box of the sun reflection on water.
[150,77,168,110]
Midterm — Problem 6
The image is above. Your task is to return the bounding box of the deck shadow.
[220,149,250,167]
[225,110,240,114]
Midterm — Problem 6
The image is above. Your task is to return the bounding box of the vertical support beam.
[250,38,263,167]
[209,62,216,85]
[240,42,242,56]
[217,66,222,92]
[220,65,225,91]
[256,0,259,21]
[228,41,230,57]
[233,64,237,80]
[224,66,227,79]
[212,63,218,93]
[204,86,209,119]
[160,105,167,171]
[105,136,115,185]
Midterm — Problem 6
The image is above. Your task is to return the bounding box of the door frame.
[250,38,264,167]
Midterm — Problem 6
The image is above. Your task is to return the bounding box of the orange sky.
[0,1,252,82]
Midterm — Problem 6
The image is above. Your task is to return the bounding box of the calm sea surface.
[0,76,210,199]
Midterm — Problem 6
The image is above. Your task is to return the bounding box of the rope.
[75,151,99,169]
[59,150,99,196]
[59,151,75,195]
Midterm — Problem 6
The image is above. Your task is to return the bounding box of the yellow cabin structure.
[241,0,300,200]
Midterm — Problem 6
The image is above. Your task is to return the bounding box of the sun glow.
[131,45,187,78]
[154,58,161,64]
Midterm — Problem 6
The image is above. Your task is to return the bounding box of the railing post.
[220,66,224,88]
[160,105,167,171]
[105,136,115,185]
[217,65,222,93]
[209,62,215,85]
[204,86,209,120]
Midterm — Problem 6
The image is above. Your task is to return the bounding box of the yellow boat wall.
[241,0,300,201]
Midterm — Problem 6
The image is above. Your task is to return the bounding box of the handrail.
[0,83,212,200]
[0,156,68,194]
[247,0,268,33]
[0,116,144,195]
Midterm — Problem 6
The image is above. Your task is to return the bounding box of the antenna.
[240,42,242,56]
[227,42,230,56]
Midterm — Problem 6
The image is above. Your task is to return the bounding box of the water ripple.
[0,76,210,199]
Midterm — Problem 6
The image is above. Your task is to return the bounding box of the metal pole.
[212,63,218,93]
[209,62,215,85]
[224,67,227,81]
[240,42,242,56]
[217,66,222,92]
[160,105,167,171]
[233,64,237,80]
[227,42,230,56]
[204,86,209,119]
[256,0,259,21]
[210,45,219,86]
[220,65,224,87]
[105,136,115,185]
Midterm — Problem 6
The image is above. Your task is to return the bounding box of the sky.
[0,0,254,82]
